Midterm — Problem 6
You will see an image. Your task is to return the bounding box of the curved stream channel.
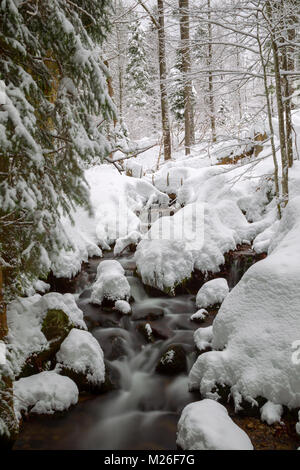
[14,249,297,450]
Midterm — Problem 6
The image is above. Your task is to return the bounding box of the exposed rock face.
[156,344,187,375]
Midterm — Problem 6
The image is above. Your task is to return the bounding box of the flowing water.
[13,249,257,450]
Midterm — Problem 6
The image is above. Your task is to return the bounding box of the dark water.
[13,252,209,450]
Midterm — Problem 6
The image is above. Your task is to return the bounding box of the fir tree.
[125,19,151,108]
[169,49,185,122]
[0,0,115,300]
[0,0,115,441]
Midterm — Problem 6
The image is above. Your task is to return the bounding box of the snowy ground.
[6,111,300,447]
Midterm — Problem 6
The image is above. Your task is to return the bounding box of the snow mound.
[135,200,262,293]
[56,329,105,386]
[7,293,86,375]
[260,401,283,425]
[51,207,103,279]
[196,278,229,309]
[177,399,253,450]
[51,165,168,279]
[194,326,213,351]
[189,197,300,409]
[114,300,132,314]
[91,260,130,305]
[14,371,78,419]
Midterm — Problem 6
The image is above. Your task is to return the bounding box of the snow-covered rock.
[14,371,78,419]
[194,326,213,351]
[135,200,265,294]
[189,197,300,410]
[7,293,86,376]
[114,300,132,314]
[296,411,300,436]
[56,329,105,387]
[91,260,130,305]
[177,399,253,450]
[196,278,229,309]
[190,309,208,322]
[114,231,142,257]
[260,401,283,425]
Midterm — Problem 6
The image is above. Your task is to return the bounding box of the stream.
[13,248,276,450]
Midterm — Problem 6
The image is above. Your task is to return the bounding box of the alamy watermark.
[95,194,205,247]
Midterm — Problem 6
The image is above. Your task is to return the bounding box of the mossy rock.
[156,344,187,375]
[18,348,53,379]
[41,309,73,342]
[18,309,73,379]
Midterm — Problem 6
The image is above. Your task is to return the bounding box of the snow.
[190,309,208,321]
[7,293,86,375]
[135,199,264,294]
[91,259,131,305]
[296,412,300,436]
[51,165,168,279]
[56,329,105,386]
[14,371,78,419]
[196,278,229,309]
[194,326,213,351]
[177,399,253,450]
[114,231,142,257]
[114,300,132,314]
[160,349,175,365]
[260,401,283,425]
[189,196,300,410]
[145,323,152,340]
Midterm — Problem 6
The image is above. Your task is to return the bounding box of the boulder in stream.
[156,344,187,375]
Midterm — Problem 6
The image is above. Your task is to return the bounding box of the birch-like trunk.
[157,0,172,160]
[179,0,195,155]
[207,0,216,143]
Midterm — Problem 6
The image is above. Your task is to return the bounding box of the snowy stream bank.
[12,248,299,450]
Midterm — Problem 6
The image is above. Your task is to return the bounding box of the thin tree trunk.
[157,0,172,160]
[256,20,281,219]
[207,0,216,143]
[266,2,289,205]
[179,0,194,155]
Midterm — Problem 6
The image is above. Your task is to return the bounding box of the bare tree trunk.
[280,1,296,168]
[282,46,294,168]
[157,0,172,160]
[207,0,216,143]
[266,1,289,205]
[256,19,281,219]
[179,0,194,155]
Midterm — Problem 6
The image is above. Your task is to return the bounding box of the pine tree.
[0,0,115,300]
[169,49,186,122]
[126,19,151,108]
[0,0,114,441]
